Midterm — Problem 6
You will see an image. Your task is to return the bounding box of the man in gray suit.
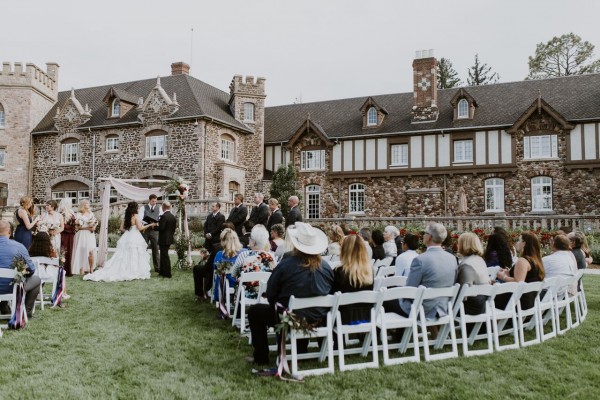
[389,223,457,318]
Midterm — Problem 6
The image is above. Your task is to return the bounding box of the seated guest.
[359,228,373,259]
[231,225,274,278]
[277,226,298,263]
[386,223,457,318]
[382,226,399,258]
[247,222,334,365]
[568,231,593,268]
[496,232,545,310]
[0,220,41,318]
[28,231,60,282]
[442,229,456,255]
[211,228,245,302]
[543,234,577,294]
[483,232,513,269]
[371,230,386,261]
[493,226,518,264]
[331,234,374,324]
[239,220,254,248]
[395,233,419,277]
[269,224,286,261]
[456,232,490,316]
[326,225,344,257]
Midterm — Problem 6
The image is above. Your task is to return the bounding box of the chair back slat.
[289,294,336,311]
[335,290,379,306]
[0,269,15,279]
[238,271,271,284]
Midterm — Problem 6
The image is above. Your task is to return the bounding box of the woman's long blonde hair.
[340,235,373,287]
[330,225,345,246]
[220,228,243,258]
[58,197,75,220]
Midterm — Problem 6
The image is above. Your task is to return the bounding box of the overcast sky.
[2,0,600,106]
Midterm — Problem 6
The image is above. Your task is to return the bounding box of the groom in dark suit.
[158,201,177,278]
[142,194,160,273]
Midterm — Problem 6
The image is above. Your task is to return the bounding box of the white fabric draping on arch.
[97,177,165,267]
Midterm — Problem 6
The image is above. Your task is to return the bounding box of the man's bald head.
[0,220,11,237]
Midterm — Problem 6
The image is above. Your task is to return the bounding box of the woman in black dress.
[13,196,38,250]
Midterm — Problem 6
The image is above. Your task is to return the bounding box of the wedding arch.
[96,176,192,267]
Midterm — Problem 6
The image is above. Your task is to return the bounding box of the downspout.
[91,128,96,202]
[444,174,447,217]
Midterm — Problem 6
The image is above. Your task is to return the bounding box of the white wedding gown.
[84,224,151,282]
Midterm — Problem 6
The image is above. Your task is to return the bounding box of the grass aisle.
[0,268,599,399]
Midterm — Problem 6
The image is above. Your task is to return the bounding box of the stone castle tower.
[0,62,59,207]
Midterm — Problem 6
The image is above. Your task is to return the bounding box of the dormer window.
[111,99,121,117]
[367,107,377,126]
[457,99,469,119]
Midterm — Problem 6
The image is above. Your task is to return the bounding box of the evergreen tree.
[268,163,299,216]
[527,33,600,79]
[437,57,462,89]
[467,54,500,86]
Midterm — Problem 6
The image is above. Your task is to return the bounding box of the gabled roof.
[285,117,334,149]
[449,88,478,108]
[32,74,252,133]
[264,73,600,143]
[102,87,140,105]
[359,96,389,115]
[507,97,574,134]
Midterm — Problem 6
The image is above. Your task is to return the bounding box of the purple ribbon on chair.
[8,283,26,330]
[218,273,229,320]
[51,267,66,307]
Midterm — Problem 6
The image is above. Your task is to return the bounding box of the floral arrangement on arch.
[161,177,192,269]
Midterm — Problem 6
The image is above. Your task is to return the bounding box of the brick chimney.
[411,49,438,123]
[171,62,190,76]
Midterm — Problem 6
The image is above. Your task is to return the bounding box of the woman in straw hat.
[246,222,334,366]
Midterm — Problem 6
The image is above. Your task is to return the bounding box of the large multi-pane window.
[457,99,469,119]
[306,185,321,219]
[390,144,409,166]
[0,148,5,168]
[244,102,255,122]
[51,181,90,206]
[221,137,235,161]
[454,139,473,163]
[0,103,5,128]
[531,176,552,211]
[61,141,79,164]
[145,134,167,158]
[523,135,558,159]
[367,107,377,126]
[349,183,365,214]
[301,150,325,170]
[485,178,505,212]
[229,181,240,201]
[106,136,119,152]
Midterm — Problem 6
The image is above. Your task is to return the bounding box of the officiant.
[141,194,160,273]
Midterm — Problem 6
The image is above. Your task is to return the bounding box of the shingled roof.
[32,74,251,134]
[264,73,600,143]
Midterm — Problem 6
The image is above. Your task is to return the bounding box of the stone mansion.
[1,52,600,219]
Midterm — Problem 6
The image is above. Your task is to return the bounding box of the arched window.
[51,180,89,206]
[61,138,80,164]
[305,185,321,219]
[484,178,504,212]
[0,103,5,128]
[229,181,240,201]
[531,176,552,211]
[457,99,469,119]
[145,131,167,158]
[243,102,255,122]
[111,98,121,117]
[367,107,377,126]
[106,135,119,152]
[221,135,235,161]
[349,183,365,214]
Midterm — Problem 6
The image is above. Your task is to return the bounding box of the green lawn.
[0,264,598,399]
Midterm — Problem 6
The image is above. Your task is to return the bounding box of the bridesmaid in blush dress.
[59,198,76,277]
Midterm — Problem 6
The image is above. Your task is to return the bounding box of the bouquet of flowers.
[10,255,29,285]
[240,252,275,298]
[215,260,233,276]
[76,214,98,230]
[38,221,60,235]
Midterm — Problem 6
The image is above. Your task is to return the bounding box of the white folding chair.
[419,284,460,362]
[554,275,581,334]
[487,266,500,280]
[538,277,559,342]
[31,257,59,311]
[0,269,28,331]
[491,282,523,352]
[375,286,425,366]
[517,281,543,347]
[575,270,587,322]
[286,294,337,377]
[374,276,407,291]
[375,265,396,278]
[231,272,271,334]
[452,284,495,357]
[332,290,380,371]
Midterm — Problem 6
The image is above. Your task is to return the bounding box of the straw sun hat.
[287,222,328,255]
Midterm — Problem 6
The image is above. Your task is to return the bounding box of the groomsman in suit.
[285,195,303,228]
[204,202,225,251]
[142,194,160,273]
[248,193,269,226]
[157,201,177,278]
[266,198,283,233]
[226,193,247,238]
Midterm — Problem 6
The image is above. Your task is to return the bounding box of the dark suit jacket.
[249,203,269,226]
[204,211,225,244]
[158,211,177,247]
[267,209,283,232]
[285,206,303,228]
[226,204,248,237]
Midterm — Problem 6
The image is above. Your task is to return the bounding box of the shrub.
[108,214,122,235]
[189,233,205,249]
[108,233,121,248]
[188,216,204,234]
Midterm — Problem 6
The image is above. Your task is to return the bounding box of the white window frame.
[111,98,120,117]
[485,178,504,212]
[243,102,255,122]
[145,135,167,159]
[349,183,365,214]
[523,134,558,160]
[367,107,377,126]
[0,104,5,128]
[301,149,325,171]
[531,176,552,212]
[78,191,90,202]
[61,142,79,164]
[457,99,469,119]
[221,138,235,161]
[306,185,321,219]
[390,144,409,166]
[51,192,65,200]
[0,148,5,168]
[453,139,473,163]
[106,136,119,152]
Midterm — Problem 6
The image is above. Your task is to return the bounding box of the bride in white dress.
[84,201,156,282]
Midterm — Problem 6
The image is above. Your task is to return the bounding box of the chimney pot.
[171,62,190,76]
